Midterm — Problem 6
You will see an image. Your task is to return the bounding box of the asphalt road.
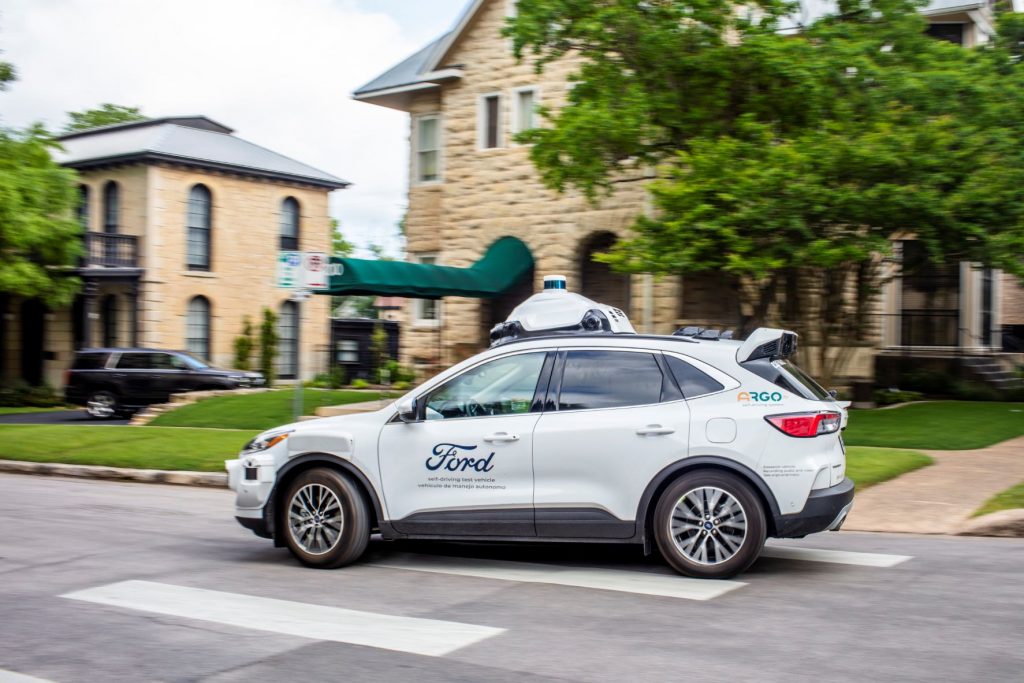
[0,410,130,425]
[0,474,1021,683]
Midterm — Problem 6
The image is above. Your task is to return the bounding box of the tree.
[259,307,279,386]
[0,59,82,308]
[507,1,1024,383]
[63,104,144,133]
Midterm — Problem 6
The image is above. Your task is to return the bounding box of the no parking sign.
[277,251,329,290]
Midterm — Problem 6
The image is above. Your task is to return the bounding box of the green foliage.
[0,382,64,407]
[382,359,415,384]
[232,316,255,371]
[370,323,389,379]
[0,124,83,307]
[974,480,1024,517]
[306,367,347,389]
[259,307,278,387]
[332,218,355,257]
[351,378,370,389]
[873,388,923,406]
[507,1,1024,382]
[63,104,145,133]
[392,380,410,391]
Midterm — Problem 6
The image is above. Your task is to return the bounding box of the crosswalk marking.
[0,670,55,683]
[61,580,504,657]
[761,545,911,568]
[366,554,746,601]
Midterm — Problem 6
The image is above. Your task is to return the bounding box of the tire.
[85,390,119,419]
[280,467,370,569]
[653,470,766,579]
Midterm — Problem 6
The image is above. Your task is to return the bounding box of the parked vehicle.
[226,277,852,579]
[65,348,265,418]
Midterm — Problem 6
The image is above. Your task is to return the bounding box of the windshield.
[774,360,831,400]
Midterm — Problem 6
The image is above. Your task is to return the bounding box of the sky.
[0,0,469,257]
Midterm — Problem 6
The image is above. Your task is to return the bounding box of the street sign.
[303,251,329,290]
[277,251,303,289]
[277,251,329,290]
[290,289,312,303]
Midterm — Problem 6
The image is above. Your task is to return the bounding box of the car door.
[377,350,550,537]
[531,348,691,538]
[113,352,163,405]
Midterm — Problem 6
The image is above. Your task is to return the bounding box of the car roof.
[76,348,188,354]
[489,333,744,363]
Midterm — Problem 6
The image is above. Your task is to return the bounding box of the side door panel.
[531,349,691,536]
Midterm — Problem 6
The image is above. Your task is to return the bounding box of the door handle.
[636,424,675,436]
[483,432,520,443]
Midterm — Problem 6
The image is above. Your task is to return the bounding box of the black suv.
[66,348,265,418]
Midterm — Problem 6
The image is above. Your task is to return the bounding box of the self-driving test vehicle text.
[227,276,853,579]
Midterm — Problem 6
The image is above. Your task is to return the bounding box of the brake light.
[765,411,842,438]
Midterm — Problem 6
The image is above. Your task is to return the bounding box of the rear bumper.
[773,478,855,538]
[235,513,272,539]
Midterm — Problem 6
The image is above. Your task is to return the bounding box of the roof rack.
[673,326,736,341]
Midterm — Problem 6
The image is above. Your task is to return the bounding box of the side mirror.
[396,397,418,423]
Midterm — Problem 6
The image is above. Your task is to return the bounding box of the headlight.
[241,430,292,453]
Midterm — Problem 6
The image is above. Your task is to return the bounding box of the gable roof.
[56,118,350,190]
[352,0,489,110]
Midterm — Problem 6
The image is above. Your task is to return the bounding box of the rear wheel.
[85,390,118,419]
[654,470,766,579]
[281,468,370,569]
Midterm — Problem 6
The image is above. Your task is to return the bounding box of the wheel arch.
[269,453,384,546]
[635,456,781,547]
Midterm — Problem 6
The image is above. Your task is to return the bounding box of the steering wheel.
[465,399,488,417]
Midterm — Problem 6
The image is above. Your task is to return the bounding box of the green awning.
[323,236,533,298]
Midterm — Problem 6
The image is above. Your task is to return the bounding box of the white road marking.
[366,554,745,601]
[0,670,55,683]
[61,580,504,657]
[761,545,911,568]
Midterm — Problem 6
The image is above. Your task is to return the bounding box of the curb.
[955,509,1024,538]
[0,459,227,488]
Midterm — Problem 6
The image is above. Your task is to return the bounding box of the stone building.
[351,0,1022,378]
[1,116,347,388]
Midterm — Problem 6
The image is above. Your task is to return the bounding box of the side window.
[665,355,724,398]
[149,354,178,370]
[116,353,154,370]
[425,352,546,420]
[558,350,664,410]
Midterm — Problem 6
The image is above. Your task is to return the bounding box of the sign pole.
[293,298,302,422]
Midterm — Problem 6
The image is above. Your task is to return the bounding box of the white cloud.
[0,0,428,256]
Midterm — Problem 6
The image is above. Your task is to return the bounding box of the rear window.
[72,353,109,370]
[665,355,724,398]
[775,360,831,400]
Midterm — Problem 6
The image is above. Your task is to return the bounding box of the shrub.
[899,369,955,396]
[950,380,1002,402]
[259,307,278,387]
[232,316,255,370]
[306,367,347,389]
[351,378,369,389]
[378,359,414,384]
[392,380,410,391]
[873,388,923,406]
[0,382,64,407]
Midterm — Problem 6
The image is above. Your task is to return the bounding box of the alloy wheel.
[288,483,344,555]
[669,486,748,566]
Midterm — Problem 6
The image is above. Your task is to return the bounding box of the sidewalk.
[844,435,1024,534]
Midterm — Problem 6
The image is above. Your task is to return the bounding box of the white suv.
[227,285,853,579]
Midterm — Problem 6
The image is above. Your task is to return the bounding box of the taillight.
[765,411,842,438]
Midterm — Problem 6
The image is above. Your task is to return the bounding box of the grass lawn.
[844,401,1024,450]
[0,406,67,415]
[845,446,933,488]
[974,481,1024,517]
[148,389,390,430]
[1,424,248,471]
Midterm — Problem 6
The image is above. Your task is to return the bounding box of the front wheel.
[654,470,766,579]
[281,468,370,569]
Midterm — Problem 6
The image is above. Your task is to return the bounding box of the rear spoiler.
[735,328,798,363]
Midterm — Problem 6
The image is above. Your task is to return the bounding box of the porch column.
[129,280,140,347]
[82,281,98,348]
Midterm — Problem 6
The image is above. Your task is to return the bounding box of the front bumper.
[773,477,855,538]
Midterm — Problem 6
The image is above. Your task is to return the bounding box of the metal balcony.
[82,232,139,269]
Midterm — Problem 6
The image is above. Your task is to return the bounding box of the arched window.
[279,197,300,251]
[103,181,119,234]
[186,184,212,271]
[277,300,298,378]
[77,185,90,229]
[185,296,211,361]
[101,295,118,347]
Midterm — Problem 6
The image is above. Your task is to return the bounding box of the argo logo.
[737,391,783,403]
